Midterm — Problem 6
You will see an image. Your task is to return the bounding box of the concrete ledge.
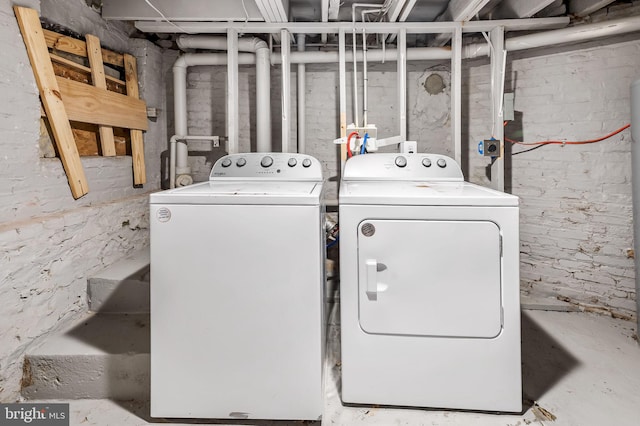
[88,248,150,313]
[521,294,579,312]
[22,313,150,401]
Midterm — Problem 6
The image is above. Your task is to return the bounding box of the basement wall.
[167,35,638,320]
[0,0,166,401]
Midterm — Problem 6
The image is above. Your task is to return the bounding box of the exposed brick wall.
[169,36,637,320]
[0,0,165,400]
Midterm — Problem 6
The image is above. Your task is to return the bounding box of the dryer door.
[357,219,502,338]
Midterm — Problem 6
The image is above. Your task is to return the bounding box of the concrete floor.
[35,308,639,426]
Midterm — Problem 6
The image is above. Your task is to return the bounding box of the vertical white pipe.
[397,28,407,141]
[451,26,462,166]
[256,46,272,152]
[227,29,239,154]
[362,21,368,126]
[297,34,306,153]
[172,63,190,181]
[352,23,360,127]
[339,29,347,165]
[490,26,505,192]
[281,29,291,152]
[631,78,640,338]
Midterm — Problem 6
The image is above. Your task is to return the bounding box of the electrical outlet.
[483,139,501,157]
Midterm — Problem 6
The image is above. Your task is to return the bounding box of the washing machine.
[339,153,521,412]
[150,153,325,420]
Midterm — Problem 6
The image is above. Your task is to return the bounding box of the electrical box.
[483,139,501,157]
[503,93,514,121]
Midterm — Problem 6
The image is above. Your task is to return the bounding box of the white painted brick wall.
[171,37,638,320]
[465,39,638,319]
[0,0,165,400]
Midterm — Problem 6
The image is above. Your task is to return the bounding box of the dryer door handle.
[365,259,378,299]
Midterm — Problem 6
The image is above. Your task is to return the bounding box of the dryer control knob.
[422,158,432,167]
[302,158,312,168]
[288,158,297,167]
[261,156,274,168]
[221,158,232,168]
[437,158,447,168]
[236,157,246,167]
[395,156,407,168]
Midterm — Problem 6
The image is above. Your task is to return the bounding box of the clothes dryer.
[339,153,521,412]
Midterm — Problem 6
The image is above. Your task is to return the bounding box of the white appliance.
[339,153,521,412]
[150,153,325,420]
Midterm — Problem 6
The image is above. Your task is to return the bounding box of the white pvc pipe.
[227,29,239,154]
[281,30,292,152]
[177,35,272,152]
[297,34,306,154]
[169,135,219,189]
[339,29,347,165]
[172,65,190,180]
[397,28,407,141]
[256,46,272,152]
[169,14,640,182]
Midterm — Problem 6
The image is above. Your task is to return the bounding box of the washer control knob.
[422,158,432,167]
[302,158,312,168]
[236,157,246,167]
[437,158,447,168]
[288,158,297,167]
[221,158,232,168]
[260,156,274,168]
[395,156,407,168]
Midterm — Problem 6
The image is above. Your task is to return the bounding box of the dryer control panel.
[210,153,323,181]
[342,153,463,182]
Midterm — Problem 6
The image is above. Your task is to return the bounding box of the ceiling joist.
[431,0,492,46]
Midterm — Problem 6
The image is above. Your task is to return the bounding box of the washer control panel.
[342,153,463,181]
[211,153,323,180]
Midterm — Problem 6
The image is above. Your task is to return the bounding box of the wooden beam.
[14,6,89,199]
[41,118,129,156]
[44,29,124,68]
[123,54,146,185]
[56,76,148,131]
[85,34,116,156]
[50,53,126,87]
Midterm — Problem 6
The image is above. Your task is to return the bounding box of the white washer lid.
[150,180,323,205]
[340,181,518,206]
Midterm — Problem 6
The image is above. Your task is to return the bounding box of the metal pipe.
[397,28,407,141]
[297,34,306,153]
[281,29,291,152]
[227,29,239,154]
[631,78,640,338]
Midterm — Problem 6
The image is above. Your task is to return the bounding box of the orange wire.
[504,123,630,146]
[346,131,359,158]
